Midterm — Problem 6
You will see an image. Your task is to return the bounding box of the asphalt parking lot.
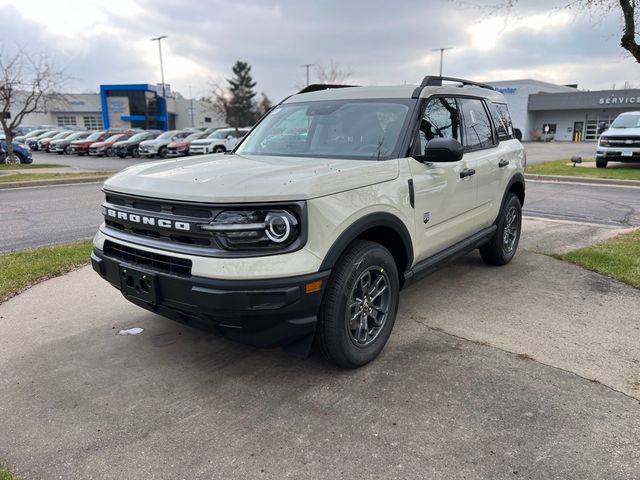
[1,218,639,480]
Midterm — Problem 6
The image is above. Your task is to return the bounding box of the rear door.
[457,97,500,226]
[409,96,479,262]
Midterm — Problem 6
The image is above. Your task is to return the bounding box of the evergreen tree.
[226,61,257,128]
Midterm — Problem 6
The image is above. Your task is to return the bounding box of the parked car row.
[26,126,250,159]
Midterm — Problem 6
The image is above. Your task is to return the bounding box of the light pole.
[432,47,453,77]
[151,35,167,97]
[188,85,194,127]
[300,63,316,86]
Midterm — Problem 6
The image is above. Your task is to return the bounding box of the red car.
[88,133,134,157]
[69,131,110,156]
[166,132,206,157]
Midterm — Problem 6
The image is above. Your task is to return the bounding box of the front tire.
[158,147,167,159]
[480,193,522,266]
[596,160,608,168]
[213,146,226,153]
[316,240,399,369]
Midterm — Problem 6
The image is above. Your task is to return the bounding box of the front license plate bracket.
[119,265,159,305]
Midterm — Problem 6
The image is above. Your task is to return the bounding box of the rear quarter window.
[489,102,515,141]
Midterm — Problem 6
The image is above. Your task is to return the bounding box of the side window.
[493,103,515,140]
[487,102,509,141]
[459,98,495,151]
[418,97,462,153]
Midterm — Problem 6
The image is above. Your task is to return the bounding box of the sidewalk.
[0,218,639,479]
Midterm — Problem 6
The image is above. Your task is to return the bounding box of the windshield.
[128,132,150,142]
[185,132,204,141]
[236,99,412,160]
[86,132,103,141]
[38,130,60,139]
[105,134,124,142]
[51,131,71,140]
[157,131,177,140]
[208,129,231,139]
[67,132,87,140]
[611,114,640,128]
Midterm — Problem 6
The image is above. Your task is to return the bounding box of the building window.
[542,124,557,135]
[204,117,212,123]
[57,115,77,127]
[83,116,103,130]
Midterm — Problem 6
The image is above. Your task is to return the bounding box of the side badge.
[423,212,430,224]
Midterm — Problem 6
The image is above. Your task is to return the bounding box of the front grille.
[604,136,640,145]
[103,192,217,247]
[103,240,192,276]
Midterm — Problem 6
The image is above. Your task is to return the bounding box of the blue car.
[0,140,33,163]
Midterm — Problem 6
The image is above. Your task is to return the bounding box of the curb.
[525,174,640,187]
[0,176,109,190]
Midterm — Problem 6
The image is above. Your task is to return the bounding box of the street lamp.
[432,47,453,77]
[151,35,167,97]
[300,63,316,86]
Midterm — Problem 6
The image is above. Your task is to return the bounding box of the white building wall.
[488,80,577,140]
[168,98,226,130]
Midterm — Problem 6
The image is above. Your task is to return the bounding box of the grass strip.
[526,159,640,180]
[0,172,112,183]
[0,240,93,303]
[0,163,68,170]
[0,464,20,480]
[555,229,640,289]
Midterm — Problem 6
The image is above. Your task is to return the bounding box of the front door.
[573,121,584,142]
[409,96,478,263]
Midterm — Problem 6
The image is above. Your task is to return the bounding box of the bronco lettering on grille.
[103,207,192,231]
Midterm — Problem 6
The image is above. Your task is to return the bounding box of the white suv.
[188,128,250,155]
[92,76,525,368]
[596,111,640,168]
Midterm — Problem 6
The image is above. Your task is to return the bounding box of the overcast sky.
[1,0,638,101]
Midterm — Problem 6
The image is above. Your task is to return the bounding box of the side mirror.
[226,135,234,140]
[414,138,464,163]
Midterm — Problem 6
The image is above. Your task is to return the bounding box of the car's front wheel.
[213,146,226,153]
[480,192,522,266]
[596,160,608,168]
[158,147,167,159]
[316,240,399,368]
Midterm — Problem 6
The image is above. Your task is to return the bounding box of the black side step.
[403,225,496,287]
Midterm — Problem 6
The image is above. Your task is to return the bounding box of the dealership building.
[12,83,223,131]
[489,79,640,141]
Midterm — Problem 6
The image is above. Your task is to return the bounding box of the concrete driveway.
[1,219,639,480]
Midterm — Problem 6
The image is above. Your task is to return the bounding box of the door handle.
[460,168,476,178]
[498,159,509,168]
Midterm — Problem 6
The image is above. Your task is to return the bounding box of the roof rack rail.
[297,84,359,94]
[411,76,495,98]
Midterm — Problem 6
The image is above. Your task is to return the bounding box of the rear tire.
[596,160,608,168]
[132,147,140,158]
[480,193,522,266]
[316,240,399,369]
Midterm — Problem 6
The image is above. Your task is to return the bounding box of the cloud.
[0,0,638,100]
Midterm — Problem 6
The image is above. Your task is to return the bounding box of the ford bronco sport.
[92,76,525,368]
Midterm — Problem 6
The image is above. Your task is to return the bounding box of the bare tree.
[475,1,640,63]
[0,47,65,163]
[316,61,353,85]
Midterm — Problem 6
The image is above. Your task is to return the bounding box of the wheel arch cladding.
[506,173,525,207]
[319,213,413,287]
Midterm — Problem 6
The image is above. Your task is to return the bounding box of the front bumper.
[596,146,640,162]
[91,247,330,351]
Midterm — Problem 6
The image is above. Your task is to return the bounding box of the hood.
[104,153,400,203]
[113,140,130,147]
[168,141,189,148]
[72,139,94,146]
[602,126,640,137]
[140,139,171,147]
[191,139,219,145]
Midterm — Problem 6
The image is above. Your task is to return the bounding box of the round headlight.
[265,212,292,243]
